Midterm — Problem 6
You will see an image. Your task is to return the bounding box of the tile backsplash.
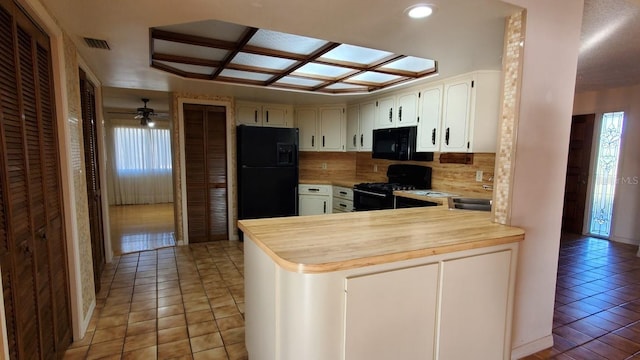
[300,151,495,196]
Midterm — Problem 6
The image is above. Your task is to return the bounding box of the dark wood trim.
[210,27,258,79]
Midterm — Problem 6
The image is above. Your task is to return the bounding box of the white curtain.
[106,120,174,205]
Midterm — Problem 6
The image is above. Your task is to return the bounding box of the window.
[113,126,172,176]
[589,111,624,237]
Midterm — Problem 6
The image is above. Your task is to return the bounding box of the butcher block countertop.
[238,206,524,274]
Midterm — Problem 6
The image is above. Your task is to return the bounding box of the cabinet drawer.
[332,198,353,212]
[332,186,354,201]
[299,184,331,195]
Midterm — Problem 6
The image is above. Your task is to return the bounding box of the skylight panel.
[349,71,402,84]
[380,56,436,72]
[155,61,214,75]
[219,69,272,82]
[324,83,368,90]
[294,63,353,78]
[248,29,327,55]
[321,44,393,65]
[154,40,228,61]
[231,52,297,70]
[275,76,324,87]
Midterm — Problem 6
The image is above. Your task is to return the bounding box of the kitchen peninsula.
[238,206,525,360]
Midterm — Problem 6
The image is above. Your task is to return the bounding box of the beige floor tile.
[157,273,179,282]
[134,277,156,286]
[96,314,129,329]
[123,332,157,353]
[158,304,185,318]
[101,302,132,317]
[130,299,157,312]
[226,342,248,360]
[190,332,224,353]
[220,327,244,346]
[62,345,89,359]
[136,270,157,278]
[182,292,208,303]
[122,345,157,360]
[157,339,191,360]
[105,294,133,306]
[109,287,133,298]
[86,338,124,360]
[158,294,182,307]
[158,325,188,344]
[186,309,214,325]
[157,280,179,290]
[184,299,211,313]
[216,315,244,331]
[188,320,219,338]
[192,347,228,360]
[158,314,186,330]
[157,287,182,298]
[128,309,157,324]
[92,325,126,344]
[212,304,239,319]
[134,283,157,294]
[131,291,157,302]
[126,319,156,337]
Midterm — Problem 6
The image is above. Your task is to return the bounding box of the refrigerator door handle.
[294,186,298,215]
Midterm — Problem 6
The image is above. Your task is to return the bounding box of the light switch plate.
[476,170,483,182]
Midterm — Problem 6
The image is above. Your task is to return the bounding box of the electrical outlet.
[476,170,483,182]
[374,164,378,172]
[322,163,327,170]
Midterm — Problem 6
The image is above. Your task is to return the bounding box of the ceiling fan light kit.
[136,98,156,127]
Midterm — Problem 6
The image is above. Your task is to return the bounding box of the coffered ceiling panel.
[149,19,438,94]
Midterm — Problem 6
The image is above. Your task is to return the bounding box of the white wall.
[573,85,640,246]
[504,0,584,358]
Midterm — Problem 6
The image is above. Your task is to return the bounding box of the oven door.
[353,188,394,211]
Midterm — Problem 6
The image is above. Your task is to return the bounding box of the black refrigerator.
[237,125,299,220]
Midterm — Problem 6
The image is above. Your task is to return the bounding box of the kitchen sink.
[447,197,492,211]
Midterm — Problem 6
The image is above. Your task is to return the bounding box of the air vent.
[83,37,110,50]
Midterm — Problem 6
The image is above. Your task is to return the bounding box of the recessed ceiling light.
[405,4,434,19]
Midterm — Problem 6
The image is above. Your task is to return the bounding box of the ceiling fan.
[135,98,157,127]
[106,98,169,126]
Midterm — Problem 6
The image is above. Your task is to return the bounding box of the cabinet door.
[438,250,513,359]
[298,195,329,215]
[319,107,344,151]
[396,91,419,126]
[441,78,472,151]
[345,264,439,360]
[359,102,375,151]
[263,105,289,127]
[417,85,443,152]
[236,103,262,126]
[375,96,396,129]
[296,108,318,151]
[346,105,359,151]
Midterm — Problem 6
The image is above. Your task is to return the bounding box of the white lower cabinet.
[298,184,331,216]
[332,186,353,213]
[345,264,439,360]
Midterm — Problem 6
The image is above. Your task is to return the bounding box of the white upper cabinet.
[441,78,472,152]
[416,84,444,152]
[319,107,345,151]
[346,102,375,152]
[375,96,396,129]
[296,108,318,151]
[236,101,293,128]
[295,105,346,152]
[346,105,359,152]
[396,91,419,127]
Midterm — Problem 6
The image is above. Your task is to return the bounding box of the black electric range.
[353,164,434,211]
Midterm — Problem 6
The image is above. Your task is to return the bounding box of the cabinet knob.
[266,111,269,122]
[360,134,364,147]
[323,201,327,213]
[445,127,450,145]
[254,110,258,123]
[432,128,436,145]
[353,134,356,147]
[312,135,315,147]
[322,136,325,147]
[389,108,393,122]
[398,106,402,121]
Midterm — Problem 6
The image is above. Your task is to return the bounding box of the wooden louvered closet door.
[183,104,228,242]
[0,0,72,358]
[79,69,105,293]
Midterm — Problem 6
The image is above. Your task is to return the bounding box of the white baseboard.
[511,335,553,360]
[78,298,96,341]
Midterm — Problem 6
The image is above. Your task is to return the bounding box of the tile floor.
[63,241,247,360]
[526,235,640,359]
[63,233,640,359]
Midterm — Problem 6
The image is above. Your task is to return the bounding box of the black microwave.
[372,126,433,161]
